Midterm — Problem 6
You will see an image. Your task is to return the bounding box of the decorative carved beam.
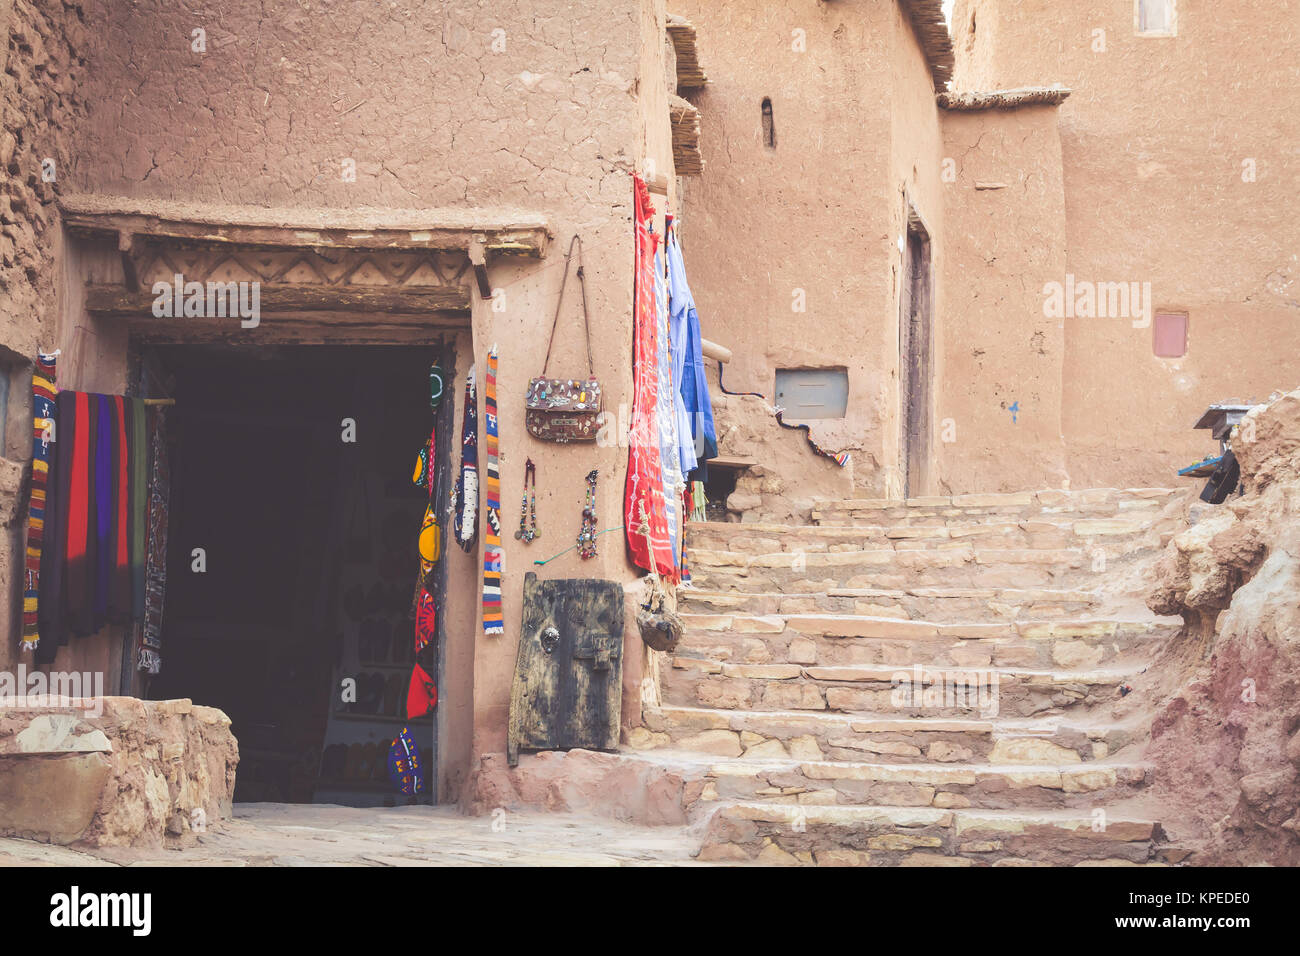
[59,194,551,257]
[84,282,471,316]
[130,314,466,347]
[117,229,140,292]
[937,86,1072,111]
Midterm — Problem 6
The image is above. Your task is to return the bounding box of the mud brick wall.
[0,0,88,667]
[0,696,238,847]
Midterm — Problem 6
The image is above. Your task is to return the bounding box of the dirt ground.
[0,804,709,867]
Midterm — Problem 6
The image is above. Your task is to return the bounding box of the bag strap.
[541,235,594,377]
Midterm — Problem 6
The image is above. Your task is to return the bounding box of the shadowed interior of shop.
[141,344,446,805]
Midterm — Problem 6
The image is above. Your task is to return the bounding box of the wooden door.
[900,217,933,498]
[507,572,625,765]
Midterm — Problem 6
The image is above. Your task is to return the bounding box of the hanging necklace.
[577,469,599,559]
[516,458,539,542]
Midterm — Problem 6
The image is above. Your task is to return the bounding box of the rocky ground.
[1140,386,1300,865]
[0,803,708,866]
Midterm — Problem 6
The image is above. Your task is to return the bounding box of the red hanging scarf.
[624,176,676,580]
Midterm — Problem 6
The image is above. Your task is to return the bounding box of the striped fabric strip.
[453,368,479,552]
[21,351,58,650]
[482,345,504,635]
[136,406,170,674]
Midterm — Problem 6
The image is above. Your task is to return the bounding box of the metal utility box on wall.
[774,368,849,420]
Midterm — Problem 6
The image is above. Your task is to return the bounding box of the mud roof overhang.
[666,13,707,89]
[900,0,955,89]
[937,85,1073,111]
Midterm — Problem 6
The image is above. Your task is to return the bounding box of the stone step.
[668,489,1177,865]
[688,515,1165,554]
[697,802,1164,866]
[662,660,1138,719]
[686,545,1156,592]
[677,612,1177,670]
[679,586,1110,622]
[634,704,1136,764]
[682,753,1149,812]
[808,488,1178,524]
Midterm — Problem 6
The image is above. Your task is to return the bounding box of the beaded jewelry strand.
[515,457,539,542]
[578,469,599,559]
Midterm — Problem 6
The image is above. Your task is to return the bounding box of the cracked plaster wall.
[2,0,676,799]
[673,0,945,498]
[938,105,1068,491]
[952,0,1300,487]
[0,0,89,666]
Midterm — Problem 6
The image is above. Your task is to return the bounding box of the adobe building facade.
[677,0,1298,511]
[1,0,1297,839]
[2,0,679,809]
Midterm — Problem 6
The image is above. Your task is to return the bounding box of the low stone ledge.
[0,696,238,848]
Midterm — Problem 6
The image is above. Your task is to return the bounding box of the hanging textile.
[663,224,697,478]
[21,351,58,651]
[108,395,132,619]
[387,726,423,796]
[688,480,708,522]
[406,661,438,719]
[412,365,444,655]
[482,345,504,635]
[129,399,147,621]
[452,368,479,552]
[64,391,92,637]
[666,221,718,479]
[413,519,438,657]
[136,405,170,674]
[624,175,677,582]
[36,384,73,661]
[91,394,113,625]
[653,244,684,572]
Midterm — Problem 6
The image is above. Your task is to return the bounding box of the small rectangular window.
[775,368,848,419]
[1153,311,1188,358]
[1136,0,1176,36]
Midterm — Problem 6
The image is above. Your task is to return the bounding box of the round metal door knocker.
[539,625,560,654]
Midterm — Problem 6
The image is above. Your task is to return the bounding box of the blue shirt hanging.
[666,222,718,480]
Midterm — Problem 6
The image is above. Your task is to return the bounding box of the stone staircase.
[622,487,1188,865]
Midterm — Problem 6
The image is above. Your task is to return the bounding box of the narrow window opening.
[1136,0,1176,36]
[761,97,776,149]
[1153,311,1189,358]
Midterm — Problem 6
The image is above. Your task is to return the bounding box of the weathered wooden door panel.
[900,210,933,499]
[507,573,624,764]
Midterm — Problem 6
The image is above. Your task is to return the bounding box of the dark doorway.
[142,345,448,806]
[899,210,933,498]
